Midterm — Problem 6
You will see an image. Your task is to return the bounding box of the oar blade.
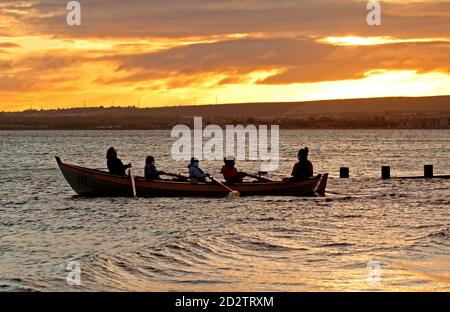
[226,191,240,198]
[210,176,240,198]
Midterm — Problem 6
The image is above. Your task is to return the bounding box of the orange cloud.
[0,0,449,111]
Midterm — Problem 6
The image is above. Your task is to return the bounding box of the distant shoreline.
[2,95,449,114]
[1,127,449,131]
[1,95,448,130]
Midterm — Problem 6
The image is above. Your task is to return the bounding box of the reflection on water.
[0,130,449,291]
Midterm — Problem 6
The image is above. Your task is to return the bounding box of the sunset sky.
[0,0,449,112]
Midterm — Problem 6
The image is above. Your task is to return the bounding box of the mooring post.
[340,167,350,179]
[424,165,434,178]
[381,166,391,179]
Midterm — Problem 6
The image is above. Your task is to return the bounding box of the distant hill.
[5,95,450,117]
[1,96,449,129]
[146,95,450,117]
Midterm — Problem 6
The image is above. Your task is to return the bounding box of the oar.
[129,169,137,199]
[245,173,273,182]
[209,176,240,197]
[162,172,189,181]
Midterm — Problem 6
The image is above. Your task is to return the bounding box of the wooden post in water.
[381,166,391,179]
[340,167,350,179]
[424,165,434,178]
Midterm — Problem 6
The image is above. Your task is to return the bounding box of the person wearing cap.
[106,147,131,176]
[291,147,314,182]
[221,156,247,183]
[145,156,165,180]
[188,157,210,183]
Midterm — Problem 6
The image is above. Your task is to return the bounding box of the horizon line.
[2,94,449,114]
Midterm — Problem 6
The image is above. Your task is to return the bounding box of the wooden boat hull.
[56,157,328,198]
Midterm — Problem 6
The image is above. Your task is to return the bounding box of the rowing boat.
[55,157,328,197]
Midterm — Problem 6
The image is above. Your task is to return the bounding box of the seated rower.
[221,156,247,183]
[188,157,210,183]
[145,156,165,180]
[291,147,314,182]
[106,147,131,176]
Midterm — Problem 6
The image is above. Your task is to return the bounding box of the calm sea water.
[0,130,449,291]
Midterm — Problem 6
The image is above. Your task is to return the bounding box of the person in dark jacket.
[291,147,314,181]
[188,157,209,183]
[145,156,165,180]
[106,147,131,176]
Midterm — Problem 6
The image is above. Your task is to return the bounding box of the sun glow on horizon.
[319,36,450,46]
[2,69,449,112]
